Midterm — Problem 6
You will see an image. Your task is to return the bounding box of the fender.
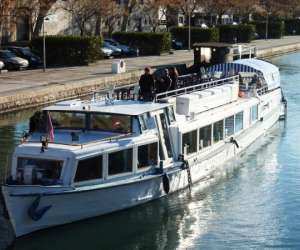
[162,173,170,194]
[28,195,52,221]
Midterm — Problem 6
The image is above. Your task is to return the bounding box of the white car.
[0,60,4,70]
[0,50,29,70]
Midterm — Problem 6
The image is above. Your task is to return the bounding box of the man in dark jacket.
[139,67,155,101]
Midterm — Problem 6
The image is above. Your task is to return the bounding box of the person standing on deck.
[139,67,155,101]
[169,67,179,90]
[156,69,172,93]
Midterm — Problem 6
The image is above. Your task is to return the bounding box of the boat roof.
[43,100,170,116]
[207,58,280,90]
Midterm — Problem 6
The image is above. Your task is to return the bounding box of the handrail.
[26,132,133,148]
[155,75,239,101]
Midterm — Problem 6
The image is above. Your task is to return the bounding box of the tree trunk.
[95,15,102,36]
[121,15,129,31]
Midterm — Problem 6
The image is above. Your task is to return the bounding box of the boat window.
[213,120,224,143]
[225,116,234,137]
[199,125,212,150]
[138,143,158,169]
[50,112,85,129]
[182,130,197,155]
[75,156,102,182]
[16,158,63,185]
[235,112,244,132]
[251,105,258,123]
[159,113,173,158]
[91,113,131,133]
[167,106,176,123]
[108,148,133,175]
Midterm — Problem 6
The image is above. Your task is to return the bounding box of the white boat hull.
[2,89,283,237]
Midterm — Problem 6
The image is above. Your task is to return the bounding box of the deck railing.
[155,75,239,101]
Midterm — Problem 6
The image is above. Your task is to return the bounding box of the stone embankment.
[1,36,300,114]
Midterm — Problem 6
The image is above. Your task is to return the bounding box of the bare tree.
[0,0,12,44]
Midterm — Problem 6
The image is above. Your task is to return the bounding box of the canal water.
[0,52,300,249]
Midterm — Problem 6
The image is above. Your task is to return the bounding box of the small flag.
[47,111,54,142]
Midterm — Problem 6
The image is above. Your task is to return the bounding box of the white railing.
[155,75,239,101]
[232,44,257,59]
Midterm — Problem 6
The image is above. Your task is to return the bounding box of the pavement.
[1,36,300,98]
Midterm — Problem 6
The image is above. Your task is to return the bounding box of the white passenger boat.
[1,59,287,237]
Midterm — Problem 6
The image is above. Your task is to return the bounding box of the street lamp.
[188,0,194,51]
[42,17,49,72]
[265,12,269,40]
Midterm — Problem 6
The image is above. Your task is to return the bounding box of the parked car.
[103,41,122,57]
[101,46,113,58]
[0,60,4,70]
[104,39,138,57]
[0,50,29,70]
[172,39,183,50]
[6,46,42,68]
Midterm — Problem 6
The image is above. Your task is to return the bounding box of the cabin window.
[235,112,244,132]
[213,120,224,143]
[138,143,158,169]
[167,106,176,123]
[16,158,63,185]
[251,105,258,123]
[182,130,197,155]
[159,113,173,158]
[225,116,234,137]
[108,148,133,175]
[75,156,102,182]
[91,114,131,133]
[199,125,212,150]
[50,112,85,129]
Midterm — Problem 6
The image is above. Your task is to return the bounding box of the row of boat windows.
[75,142,158,182]
[182,105,258,155]
[50,111,133,134]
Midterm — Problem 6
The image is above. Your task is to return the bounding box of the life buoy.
[162,173,170,194]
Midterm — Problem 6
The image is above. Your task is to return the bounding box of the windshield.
[0,51,15,58]
[90,113,131,133]
[50,111,86,129]
[20,47,32,56]
[16,157,63,185]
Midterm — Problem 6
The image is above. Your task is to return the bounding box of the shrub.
[285,19,300,35]
[31,35,103,66]
[170,27,219,48]
[218,24,255,43]
[112,32,171,55]
[251,21,285,39]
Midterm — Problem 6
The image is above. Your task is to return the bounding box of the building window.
[138,143,158,169]
[75,156,102,182]
[213,120,224,143]
[235,112,244,133]
[251,105,258,123]
[182,130,197,155]
[108,148,133,175]
[225,115,234,137]
[199,125,212,150]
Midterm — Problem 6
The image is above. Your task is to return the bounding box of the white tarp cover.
[234,58,280,90]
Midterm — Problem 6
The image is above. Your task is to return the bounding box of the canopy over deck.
[207,58,280,90]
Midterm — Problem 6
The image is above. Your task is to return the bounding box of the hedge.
[285,19,300,35]
[218,24,255,43]
[251,21,285,39]
[31,35,103,66]
[170,27,219,48]
[112,32,171,55]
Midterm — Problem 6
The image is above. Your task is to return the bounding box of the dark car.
[0,50,29,70]
[104,39,139,57]
[6,47,42,68]
[172,40,183,50]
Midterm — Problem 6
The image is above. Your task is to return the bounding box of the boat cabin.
[8,59,280,188]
